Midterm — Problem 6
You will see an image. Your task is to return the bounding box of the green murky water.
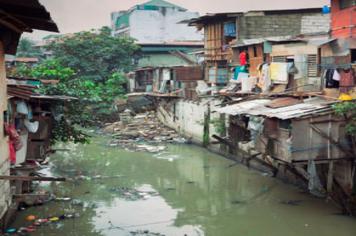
[11,135,356,236]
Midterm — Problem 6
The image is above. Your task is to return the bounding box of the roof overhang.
[0,0,59,54]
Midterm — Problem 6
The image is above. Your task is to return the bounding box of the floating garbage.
[26,215,36,221]
[5,228,17,234]
[109,187,159,201]
[55,197,72,202]
[130,229,166,236]
[11,213,81,235]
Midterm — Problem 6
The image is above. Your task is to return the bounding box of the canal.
[11,135,356,236]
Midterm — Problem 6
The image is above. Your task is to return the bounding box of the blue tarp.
[224,22,236,37]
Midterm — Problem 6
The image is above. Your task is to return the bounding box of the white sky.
[25,0,329,40]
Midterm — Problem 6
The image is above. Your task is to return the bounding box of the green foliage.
[16,37,42,58]
[333,101,356,136]
[203,113,210,147]
[46,27,140,81]
[210,118,226,135]
[14,27,141,144]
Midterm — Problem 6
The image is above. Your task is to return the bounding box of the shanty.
[0,0,355,235]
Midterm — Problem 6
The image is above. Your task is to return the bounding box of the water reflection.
[10,136,356,236]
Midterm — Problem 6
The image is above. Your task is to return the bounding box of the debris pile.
[103,111,189,152]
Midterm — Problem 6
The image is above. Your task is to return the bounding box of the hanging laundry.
[233,66,248,81]
[332,69,341,81]
[270,62,289,84]
[340,68,355,87]
[9,141,16,165]
[257,63,271,92]
[239,51,247,66]
[325,69,339,88]
[4,123,23,151]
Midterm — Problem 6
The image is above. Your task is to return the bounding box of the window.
[351,49,356,63]
[340,0,356,9]
[279,119,291,130]
[253,46,257,58]
[272,56,287,62]
[307,54,318,77]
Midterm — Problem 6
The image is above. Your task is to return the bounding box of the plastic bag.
[16,101,29,115]
[24,120,40,133]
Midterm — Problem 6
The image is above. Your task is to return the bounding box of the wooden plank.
[310,124,354,157]
[0,175,66,182]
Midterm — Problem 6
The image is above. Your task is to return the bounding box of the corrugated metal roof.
[233,36,304,48]
[216,97,335,120]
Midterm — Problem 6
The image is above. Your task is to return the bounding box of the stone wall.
[0,41,10,222]
[238,13,330,39]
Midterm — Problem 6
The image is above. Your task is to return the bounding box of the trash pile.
[109,187,159,201]
[5,213,79,235]
[103,111,189,153]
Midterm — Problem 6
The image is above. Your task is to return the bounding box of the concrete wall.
[0,41,10,222]
[129,8,203,43]
[238,13,330,40]
[331,0,356,38]
[157,98,221,144]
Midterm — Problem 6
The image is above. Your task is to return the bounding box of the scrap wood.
[212,135,235,148]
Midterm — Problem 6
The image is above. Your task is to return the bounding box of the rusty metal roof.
[0,0,58,54]
[0,0,59,32]
[216,97,337,120]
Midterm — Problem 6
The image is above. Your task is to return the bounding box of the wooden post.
[327,115,334,193]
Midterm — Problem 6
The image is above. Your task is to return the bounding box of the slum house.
[5,78,72,198]
[319,0,355,99]
[131,65,203,99]
[228,34,333,94]
[188,13,242,86]
[188,8,330,91]
[215,95,355,214]
[0,0,58,228]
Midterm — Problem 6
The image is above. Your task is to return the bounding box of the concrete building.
[0,0,58,227]
[111,0,203,43]
[188,8,331,84]
[330,0,355,38]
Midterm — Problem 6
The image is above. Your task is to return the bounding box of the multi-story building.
[188,8,331,84]
[111,0,203,44]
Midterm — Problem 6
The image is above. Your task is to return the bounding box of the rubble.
[103,111,189,153]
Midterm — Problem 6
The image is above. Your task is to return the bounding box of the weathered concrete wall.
[0,41,10,222]
[238,13,330,39]
[331,0,356,38]
[301,15,331,34]
[129,8,203,43]
[157,98,221,145]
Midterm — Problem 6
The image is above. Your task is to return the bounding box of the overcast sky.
[26,0,329,40]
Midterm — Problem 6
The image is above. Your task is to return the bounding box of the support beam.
[0,176,66,182]
[310,124,354,157]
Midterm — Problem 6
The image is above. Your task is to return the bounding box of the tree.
[41,27,140,122]
[13,27,141,143]
[16,37,42,58]
[46,27,140,82]
[333,101,356,157]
